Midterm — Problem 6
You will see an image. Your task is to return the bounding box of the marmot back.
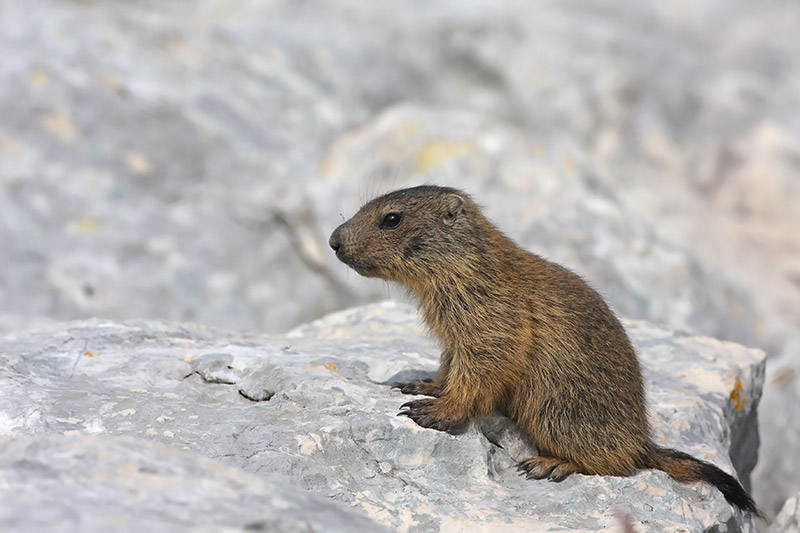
[329,185,759,516]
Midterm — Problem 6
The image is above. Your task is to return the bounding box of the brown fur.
[329,185,760,515]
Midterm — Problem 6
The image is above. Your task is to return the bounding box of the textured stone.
[0,434,388,533]
[1,0,796,343]
[2,0,798,520]
[757,347,800,520]
[769,493,800,533]
[0,303,765,531]
[310,105,765,351]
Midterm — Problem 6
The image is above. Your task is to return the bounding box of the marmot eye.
[380,213,402,229]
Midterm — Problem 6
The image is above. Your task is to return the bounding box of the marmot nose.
[329,229,341,252]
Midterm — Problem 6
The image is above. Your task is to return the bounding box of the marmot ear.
[442,193,465,225]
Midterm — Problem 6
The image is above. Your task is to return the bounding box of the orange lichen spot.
[84,352,95,357]
[729,376,745,412]
[310,363,338,374]
[659,439,666,444]
[183,356,198,363]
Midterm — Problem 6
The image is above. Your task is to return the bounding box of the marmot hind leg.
[518,456,583,482]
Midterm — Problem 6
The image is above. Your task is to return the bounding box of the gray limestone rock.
[309,104,765,352]
[0,434,388,533]
[757,349,800,521]
[308,102,799,519]
[2,0,797,521]
[0,0,795,346]
[0,302,765,531]
[769,493,800,533]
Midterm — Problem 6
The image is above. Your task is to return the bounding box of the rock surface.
[769,493,800,533]
[0,302,765,532]
[310,105,765,351]
[0,434,388,533]
[2,0,798,520]
[1,0,797,342]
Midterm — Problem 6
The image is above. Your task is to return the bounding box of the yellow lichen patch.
[310,362,338,374]
[97,71,126,94]
[183,356,198,363]
[413,140,474,172]
[30,68,50,87]
[729,376,745,412]
[69,217,100,235]
[39,110,78,142]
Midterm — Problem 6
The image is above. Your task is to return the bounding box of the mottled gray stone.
[769,493,800,533]
[1,0,796,346]
[310,104,765,351]
[0,303,765,531]
[305,102,799,518]
[2,0,798,521]
[0,434,388,533]
[757,348,800,519]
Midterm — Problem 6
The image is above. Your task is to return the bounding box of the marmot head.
[329,185,483,284]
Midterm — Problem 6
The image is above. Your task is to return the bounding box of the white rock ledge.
[0,302,765,532]
[769,493,800,533]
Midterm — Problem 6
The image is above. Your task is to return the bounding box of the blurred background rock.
[1,0,798,522]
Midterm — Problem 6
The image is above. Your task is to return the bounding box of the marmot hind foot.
[518,456,582,482]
